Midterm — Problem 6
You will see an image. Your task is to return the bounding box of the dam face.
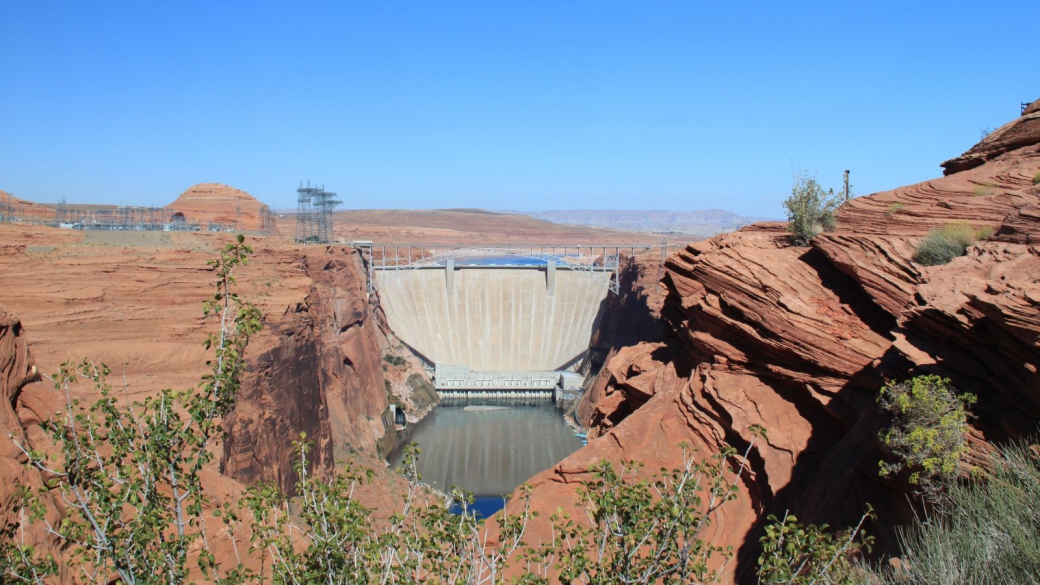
[378,267,608,373]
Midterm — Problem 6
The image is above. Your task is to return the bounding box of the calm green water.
[387,399,584,509]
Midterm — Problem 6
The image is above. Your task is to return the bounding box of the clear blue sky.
[1,1,1036,218]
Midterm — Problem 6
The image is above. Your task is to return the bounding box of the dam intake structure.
[367,243,656,396]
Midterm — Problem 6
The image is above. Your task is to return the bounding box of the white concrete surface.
[378,268,607,371]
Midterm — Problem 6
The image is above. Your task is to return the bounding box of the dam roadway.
[364,243,654,392]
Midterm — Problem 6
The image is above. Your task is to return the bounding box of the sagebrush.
[878,441,1040,584]
[913,222,993,266]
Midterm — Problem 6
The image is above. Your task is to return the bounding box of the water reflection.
[388,399,584,511]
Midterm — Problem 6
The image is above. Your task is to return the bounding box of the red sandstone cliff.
[509,101,1040,581]
[221,246,395,493]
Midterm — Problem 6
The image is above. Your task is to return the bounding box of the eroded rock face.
[508,108,1040,582]
[576,255,670,432]
[942,99,1040,175]
[0,307,65,579]
[222,246,393,494]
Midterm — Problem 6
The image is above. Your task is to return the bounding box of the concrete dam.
[377,259,611,391]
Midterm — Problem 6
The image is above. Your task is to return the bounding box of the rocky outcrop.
[576,255,669,430]
[508,105,1040,582]
[167,183,279,236]
[0,307,40,441]
[942,100,1040,175]
[222,246,392,494]
[0,228,396,499]
[0,307,66,578]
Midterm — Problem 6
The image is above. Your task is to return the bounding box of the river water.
[387,399,585,517]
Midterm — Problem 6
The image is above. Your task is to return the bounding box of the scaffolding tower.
[258,204,276,237]
[295,181,341,244]
[0,197,12,223]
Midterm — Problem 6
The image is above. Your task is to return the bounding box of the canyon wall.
[0,232,423,578]
[0,228,411,498]
[221,246,394,494]
[508,103,1040,582]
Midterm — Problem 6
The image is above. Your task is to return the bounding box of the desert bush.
[1033,171,1040,185]
[383,353,406,367]
[757,508,875,584]
[913,221,992,266]
[783,173,839,246]
[886,202,905,215]
[877,375,975,494]
[243,436,762,584]
[546,438,759,584]
[877,441,1040,584]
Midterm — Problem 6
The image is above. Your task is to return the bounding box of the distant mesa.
[167,183,279,236]
[520,209,772,238]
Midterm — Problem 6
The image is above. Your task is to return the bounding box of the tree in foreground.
[8,235,261,583]
[246,434,764,584]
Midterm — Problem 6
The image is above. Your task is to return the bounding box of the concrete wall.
[378,268,608,371]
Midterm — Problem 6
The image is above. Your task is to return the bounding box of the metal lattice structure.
[258,204,276,237]
[295,182,341,244]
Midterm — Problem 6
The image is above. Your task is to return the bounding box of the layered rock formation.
[167,183,279,236]
[508,102,1040,581]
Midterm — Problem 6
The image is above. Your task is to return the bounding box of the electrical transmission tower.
[295,181,341,244]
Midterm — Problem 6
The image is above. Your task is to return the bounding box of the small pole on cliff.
[843,170,851,203]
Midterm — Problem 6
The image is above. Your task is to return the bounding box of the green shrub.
[757,508,875,584]
[886,202,905,215]
[913,221,992,266]
[877,375,975,491]
[878,441,1040,584]
[245,439,761,584]
[1033,171,1040,185]
[783,173,839,246]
